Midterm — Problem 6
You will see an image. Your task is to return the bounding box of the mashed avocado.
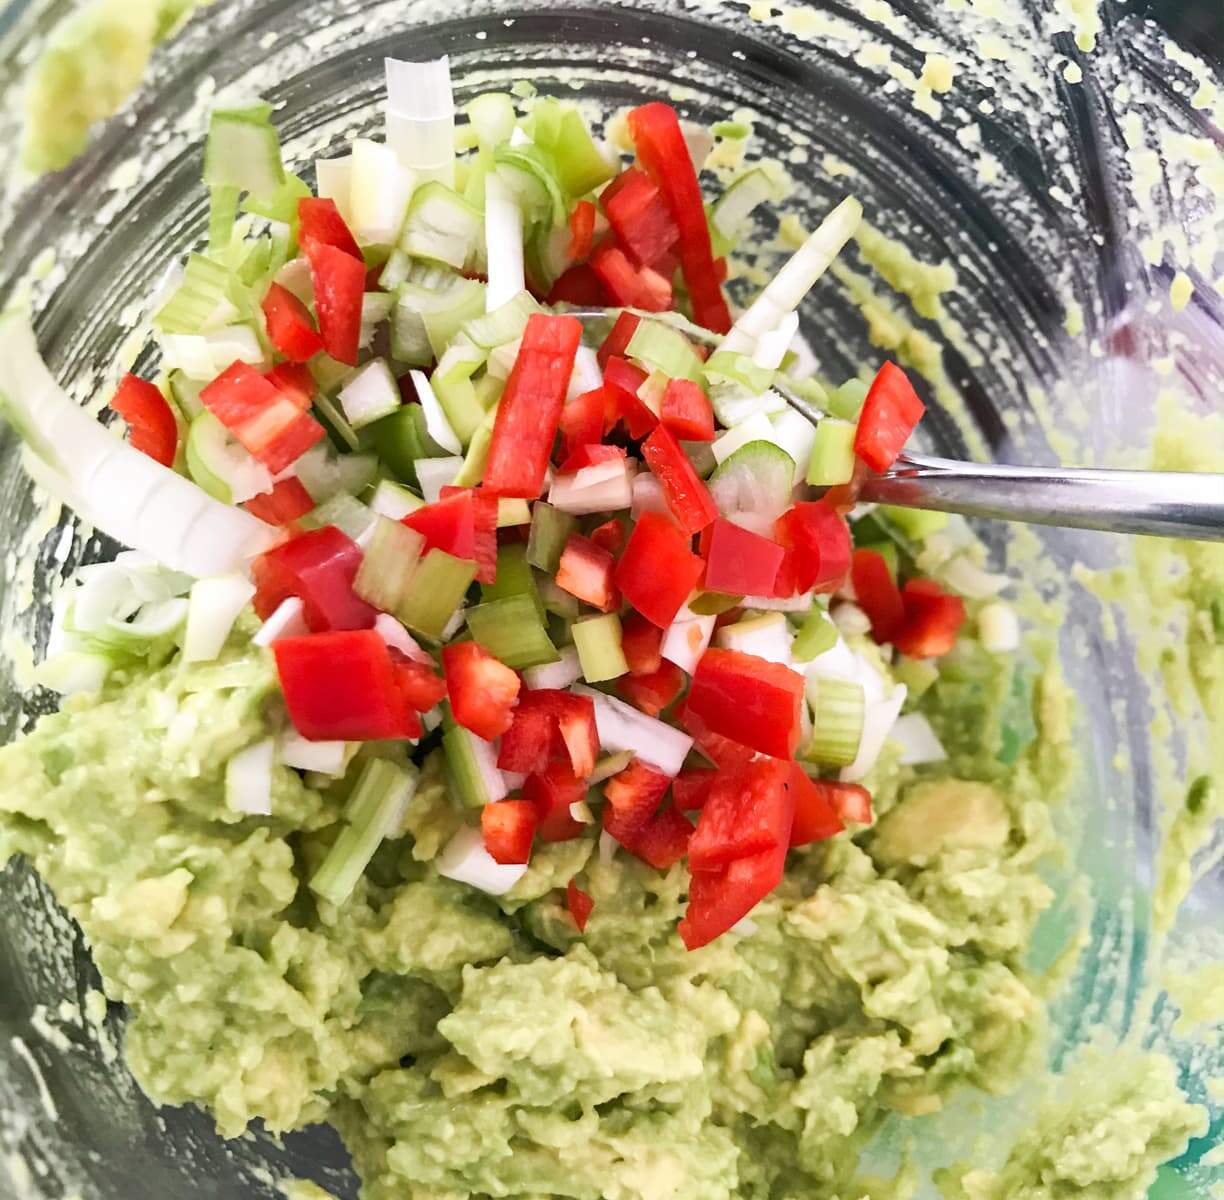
[6,614,1202,1199]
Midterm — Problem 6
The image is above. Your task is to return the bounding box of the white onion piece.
[831,601,872,638]
[841,684,907,783]
[411,369,461,454]
[548,462,634,515]
[274,256,315,306]
[35,651,111,696]
[0,313,277,578]
[436,826,526,895]
[752,310,800,370]
[573,685,693,777]
[253,597,308,647]
[726,510,779,538]
[160,325,267,380]
[374,614,433,663]
[523,645,582,690]
[769,408,817,485]
[501,769,527,792]
[279,733,352,775]
[569,799,595,824]
[183,574,256,663]
[661,615,716,675]
[729,916,759,937]
[567,345,603,401]
[315,154,354,222]
[415,456,465,504]
[226,738,276,816]
[890,713,947,765]
[631,473,669,520]
[715,613,794,666]
[386,57,455,183]
[484,172,525,312]
[711,412,776,465]
[470,733,510,804]
[979,601,1020,653]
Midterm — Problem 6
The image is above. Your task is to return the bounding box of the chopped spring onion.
[493,146,567,227]
[226,737,277,816]
[295,442,379,503]
[465,92,517,150]
[548,460,635,516]
[161,324,267,380]
[463,289,541,350]
[709,167,777,250]
[484,171,526,311]
[386,56,457,184]
[792,606,839,662]
[661,613,716,675]
[808,418,857,486]
[523,644,583,691]
[339,359,402,431]
[703,351,779,428]
[589,750,635,785]
[769,409,817,485]
[890,713,947,765]
[415,456,465,505]
[436,825,527,896]
[354,517,426,614]
[397,549,477,640]
[444,720,510,808]
[943,555,1010,600]
[715,612,793,666]
[826,378,869,422]
[350,137,415,245]
[279,733,355,776]
[841,683,907,784]
[572,613,629,682]
[708,439,796,525]
[183,573,256,663]
[0,312,277,578]
[721,196,862,355]
[154,254,243,334]
[802,676,865,767]
[432,339,488,445]
[752,311,800,371]
[466,594,560,670]
[315,154,354,224]
[369,479,425,520]
[253,596,308,647]
[204,107,286,201]
[978,601,1021,653]
[711,414,776,466]
[573,686,693,778]
[527,502,579,573]
[626,320,706,384]
[185,411,274,505]
[400,182,482,271]
[311,758,417,906]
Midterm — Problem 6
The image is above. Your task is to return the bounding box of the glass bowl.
[0,1,1220,1197]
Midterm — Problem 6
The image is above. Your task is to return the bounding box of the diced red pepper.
[298,197,363,260]
[854,362,926,473]
[484,314,583,498]
[602,757,672,843]
[597,312,641,370]
[617,661,684,717]
[678,838,787,951]
[308,243,366,367]
[109,374,178,467]
[589,518,625,555]
[403,487,499,584]
[557,443,625,475]
[482,799,538,865]
[621,805,692,870]
[566,880,594,931]
[498,692,559,775]
[264,362,316,410]
[788,764,850,846]
[603,356,657,439]
[590,245,673,312]
[524,763,588,842]
[892,578,966,659]
[677,697,757,771]
[568,199,597,261]
[829,780,873,825]
[274,630,421,741]
[850,548,906,644]
[614,512,705,629]
[773,501,852,595]
[627,103,731,334]
[660,378,715,442]
[672,767,718,811]
[556,534,619,612]
[687,758,793,872]
[261,282,324,363]
[443,642,521,741]
[543,691,599,779]
[560,389,606,460]
[621,611,664,676]
[253,525,377,632]
[201,361,326,473]
[393,655,448,713]
[245,476,316,527]
[604,167,680,268]
[642,424,718,535]
[687,647,804,760]
[823,459,873,515]
[546,263,611,306]
[703,518,785,597]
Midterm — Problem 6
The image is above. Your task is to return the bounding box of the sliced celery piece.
[481,543,545,621]
[295,442,379,503]
[572,613,629,683]
[453,405,497,488]
[398,549,477,640]
[310,759,416,906]
[466,594,559,670]
[807,418,856,486]
[369,479,425,520]
[589,750,634,785]
[204,107,286,201]
[540,576,580,620]
[442,718,506,809]
[626,320,705,384]
[300,493,375,542]
[529,102,616,197]
[827,378,869,422]
[399,181,483,271]
[432,339,487,445]
[154,254,244,334]
[803,677,865,767]
[792,606,838,662]
[526,502,578,573]
[462,290,542,350]
[465,92,517,151]
[208,185,240,257]
[354,517,426,612]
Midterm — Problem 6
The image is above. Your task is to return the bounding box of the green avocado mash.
[4,611,1200,1199]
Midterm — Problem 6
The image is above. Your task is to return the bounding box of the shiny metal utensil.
[568,307,1224,543]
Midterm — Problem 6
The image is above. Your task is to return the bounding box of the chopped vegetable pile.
[1,57,1023,951]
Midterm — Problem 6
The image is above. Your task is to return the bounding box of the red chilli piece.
[482,800,538,865]
[597,312,642,370]
[853,361,926,474]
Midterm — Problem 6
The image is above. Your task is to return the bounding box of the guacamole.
[3,611,1199,1199]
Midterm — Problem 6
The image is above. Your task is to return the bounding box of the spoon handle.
[859,453,1224,541]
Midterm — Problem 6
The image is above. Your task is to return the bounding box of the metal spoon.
[568,308,1224,543]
